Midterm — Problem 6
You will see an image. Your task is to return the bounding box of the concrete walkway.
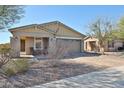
[33,66,124,88]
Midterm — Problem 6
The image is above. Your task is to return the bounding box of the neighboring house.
[9,21,85,57]
[84,37,124,52]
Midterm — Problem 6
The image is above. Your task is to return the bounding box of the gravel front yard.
[34,66,124,88]
[0,53,124,88]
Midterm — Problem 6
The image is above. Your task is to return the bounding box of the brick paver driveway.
[33,66,124,88]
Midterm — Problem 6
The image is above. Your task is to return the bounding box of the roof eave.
[8,24,37,32]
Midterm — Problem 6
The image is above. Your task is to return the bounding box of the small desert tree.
[0,5,24,68]
[48,40,71,66]
[0,45,29,87]
[0,47,13,81]
[88,18,114,54]
[46,40,72,80]
[0,48,11,68]
[0,43,11,68]
[0,6,25,85]
[112,17,124,40]
[0,5,24,30]
[0,5,24,66]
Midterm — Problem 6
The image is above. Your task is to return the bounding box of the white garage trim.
[56,36,82,40]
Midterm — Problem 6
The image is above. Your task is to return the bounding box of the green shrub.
[0,43,10,54]
[4,68,16,76]
[2,59,29,76]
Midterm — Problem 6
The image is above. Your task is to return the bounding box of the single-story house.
[84,37,124,52]
[9,21,85,57]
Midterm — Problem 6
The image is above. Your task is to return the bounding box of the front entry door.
[21,39,25,52]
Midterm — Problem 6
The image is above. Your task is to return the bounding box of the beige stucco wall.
[43,23,85,53]
[42,23,84,38]
[107,40,123,51]
[25,37,34,55]
[84,37,110,52]
[10,37,20,57]
[114,40,123,50]
[11,27,53,37]
[48,37,56,54]
[11,24,84,39]
[84,37,99,51]
[84,37,124,52]
[10,23,85,56]
[10,27,54,56]
[84,37,98,42]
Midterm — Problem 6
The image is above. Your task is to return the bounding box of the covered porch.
[20,36,49,56]
[84,38,99,52]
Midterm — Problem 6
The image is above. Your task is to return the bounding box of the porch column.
[81,39,84,52]
[33,37,36,50]
[10,36,20,57]
[84,41,86,51]
[16,36,20,57]
[48,37,56,53]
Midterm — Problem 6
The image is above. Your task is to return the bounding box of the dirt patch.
[0,54,124,88]
[8,61,106,87]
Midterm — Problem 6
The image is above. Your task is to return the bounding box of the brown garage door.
[56,38,81,53]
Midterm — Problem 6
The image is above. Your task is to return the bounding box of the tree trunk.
[100,47,105,55]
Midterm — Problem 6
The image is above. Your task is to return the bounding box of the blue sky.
[1,5,124,44]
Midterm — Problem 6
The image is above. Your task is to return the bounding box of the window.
[36,41,41,49]
[35,37,43,50]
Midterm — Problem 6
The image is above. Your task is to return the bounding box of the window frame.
[34,37,43,50]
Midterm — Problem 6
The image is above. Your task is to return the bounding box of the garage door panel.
[56,39,81,53]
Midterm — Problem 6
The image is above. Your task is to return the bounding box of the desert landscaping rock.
[0,54,124,87]
[33,66,124,88]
